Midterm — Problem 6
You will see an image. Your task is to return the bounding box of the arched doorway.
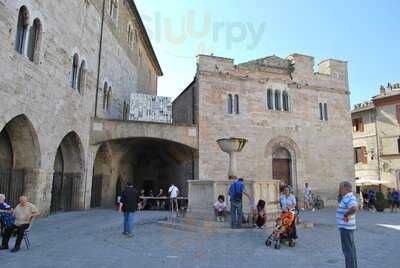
[50,132,85,213]
[0,115,41,206]
[272,147,292,186]
[92,138,196,208]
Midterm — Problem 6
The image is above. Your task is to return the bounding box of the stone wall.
[0,0,160,214]
[188,54,354,205]
[352,108,379,181]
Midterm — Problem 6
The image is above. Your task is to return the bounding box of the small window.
[398,137,400,154]
[15,6,29,55]
[319,103,323,120]
[267,89,273,110]
[352,118,364,132]
[27,18,42,63]
[103,82,108,109]
[71,54,79,89]
[274,90,281,110]
[107,87,112,110]
[227,94,233,114]
[127,24,133,45]
[109,0,118,22]
[354,147,367,164]
[324,103,328,121]
[282,91,289,111]
[77,60,86,94]
[234,95,239,114]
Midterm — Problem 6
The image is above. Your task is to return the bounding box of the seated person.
[252,199,267,228]
[156,188,166,210]
[1,196,39,253]
[0,194,15,234]
[213,195,227,222]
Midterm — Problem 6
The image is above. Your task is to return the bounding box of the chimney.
[380,85,386,94]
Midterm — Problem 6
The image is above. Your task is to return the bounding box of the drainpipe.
[94,0,106,118]
[374,110,381,181]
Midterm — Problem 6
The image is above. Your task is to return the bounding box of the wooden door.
[273,159,291,186]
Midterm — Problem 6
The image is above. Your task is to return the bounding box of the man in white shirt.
[168,184,179,212]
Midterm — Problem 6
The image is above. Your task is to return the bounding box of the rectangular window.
[324,103,328,121]
[354,146,367,164]
[352,118,364,132]
[319,103,323,120]
[398,137,400,154]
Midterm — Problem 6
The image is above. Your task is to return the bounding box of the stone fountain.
[216,137,247,179]
[187,137,280,219]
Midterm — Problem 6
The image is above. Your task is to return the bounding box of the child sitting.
[213,195,227,222]
[252,199,267,228]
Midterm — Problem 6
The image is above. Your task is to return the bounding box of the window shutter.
[361,146,367,164]
[359,118,364,132]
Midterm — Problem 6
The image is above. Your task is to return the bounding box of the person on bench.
[1,196,39,252]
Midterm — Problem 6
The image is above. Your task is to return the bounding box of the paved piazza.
[0,209,399,268]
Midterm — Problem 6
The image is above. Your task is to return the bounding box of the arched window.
[274,90,281,110]
[227,94,233,114]
[267,89,273,110]
[282,91,289,111]
[77,60,86,94]
[103,82,108,109]
[15,6,29,55]
[27,18,42,63]
[324,103,328,121]
[107,87,112,110]
[110,0,118,22]
[71,54,79,89]
[234,94,239,114]
[127,23,133,46]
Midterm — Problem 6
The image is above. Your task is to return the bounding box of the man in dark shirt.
[118,183,138,238]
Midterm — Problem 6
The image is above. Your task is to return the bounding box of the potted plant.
[375,191,387,212]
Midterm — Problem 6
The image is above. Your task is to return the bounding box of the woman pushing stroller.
[265,186,298,249]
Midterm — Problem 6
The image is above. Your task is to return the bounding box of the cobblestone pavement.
[0,208,399,268]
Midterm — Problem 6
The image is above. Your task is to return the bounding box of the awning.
[355,178,390,186]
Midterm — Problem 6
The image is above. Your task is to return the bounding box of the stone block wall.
[187,54,354,205]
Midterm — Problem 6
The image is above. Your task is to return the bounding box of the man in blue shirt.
[0,194,15,231]
[337,181,358,268]
[228,178,250,229]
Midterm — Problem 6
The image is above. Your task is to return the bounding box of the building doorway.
[272,147,292,186]
[0,115,40,207]
[50,132,85,213]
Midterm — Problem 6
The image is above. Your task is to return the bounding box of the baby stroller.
[265,210,297,249]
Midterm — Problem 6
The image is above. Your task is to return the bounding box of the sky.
[135,0,400,106]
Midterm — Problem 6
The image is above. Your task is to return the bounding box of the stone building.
[173,54,355,205]
[0,0,200,214]
[352,83,400,190]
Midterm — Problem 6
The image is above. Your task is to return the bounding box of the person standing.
[1,196,39,252]
[367,188,376,212]
[391,189,400,213]
[118,182,138,238]
[168,184,179,212]
[228,178,250,229]
[303,182,312,210]
[337,181,358,268]
[279,186,297,239]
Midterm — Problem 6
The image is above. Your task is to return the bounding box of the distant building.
[352,83,400,190]
[173,54,354,205]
